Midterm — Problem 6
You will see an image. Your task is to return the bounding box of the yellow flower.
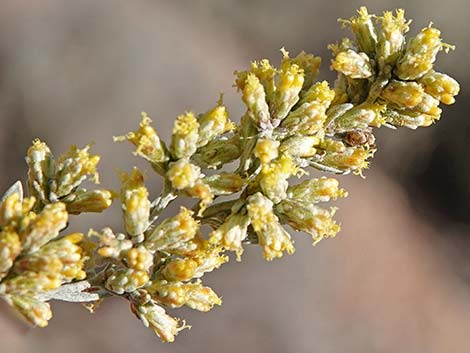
[254,138,280,164]
[170,112,200,159]
[271,49,305,121]
[241,73,271,129]
[161,258,198,282]
[131,301,187,343]
[375,9,410,68]
[246,192,295,260]
[331,49,373,79]
[260,154,298,203]
[339,6,377,54]
[20,202,68,253]
[276,200,340,244]
[281,81,334,135]
[15,233,86,284]
[236,59,276,99]
[65,189,113,215]
[147,279,221,312]
[120,168,150,238]
[144,207,198,252]
[125,246,153,271]
[419,70,460,105]
[167,159,201,190]
[4,295,52,327]
[25,139,53,203]
[0,192,35,230]
[321,146,374,176]
[287,177,348,203]
[114,112,168,163]
[209,213,250,260]
[197,101,235,147]
[395,25,451,80]
[0,228,21,280]
[381,80,425,108]
[105,267,150,294]
[53,144,100,198]
[287,51,321,92]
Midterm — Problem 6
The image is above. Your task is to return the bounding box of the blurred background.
[0,0,469,352]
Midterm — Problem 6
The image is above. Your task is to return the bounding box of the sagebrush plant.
[0,7,459,342]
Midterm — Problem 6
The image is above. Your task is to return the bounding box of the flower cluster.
[0,7,459,343]
[0,140,113,326]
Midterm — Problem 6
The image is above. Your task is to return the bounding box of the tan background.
[0,1,469,352]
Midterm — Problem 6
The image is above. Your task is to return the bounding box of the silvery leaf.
[37,281,100,303]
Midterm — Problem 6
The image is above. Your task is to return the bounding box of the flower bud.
[331,49,373,79]
[340,6,377,55]
[246,192,295,261]
[0,193,35,230]
[321,147,374,176]
[419,70,460,105]
[114,113,168,163]
[93,227,133,258]
[148,279,221,312]
[318,138,346,153]
[105,267,149,294]
[384,109,437,129]
[260,154,298,203]
[276,200,340,244]
[53,144,100,199]
[381,80,425,108]
[20,202,68,253]
[197,102,235,147]
[120,168,150,238]
[237,59,276,100]
[5,295,52,327]
[161,258,198,282]
[2,271,61,295]
[412,93,441,115]
[271,49,304,121]
[191,136,241,169]
[170,112,199,159]
[16,233,86,283]
[254,139,280,164]
[395,26,450,80]
[375,9,410,68]
[332,103,385,132]
[160,245,227,281]
[281,81,334,135]
[287,177,347,203]
[0,229,21,280]
[26,139,54,203]
[125,246,153,271]
[64,188,113,215]
[144,207,198,252]
[202,173,244,196]
[288,51,321,92]
[279,136,320,158]
[167,159,201,190]
[241,73,271,130]
[131,301,185,342]
[184,181,214,214]
[209,213,250,260]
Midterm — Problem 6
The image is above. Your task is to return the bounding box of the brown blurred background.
[0,1,469,352]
